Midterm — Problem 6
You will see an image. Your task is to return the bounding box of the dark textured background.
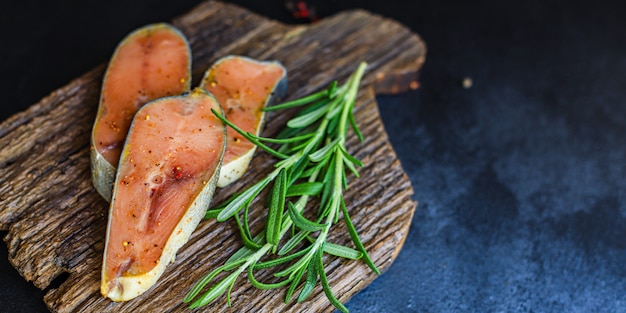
[1,0,626,312]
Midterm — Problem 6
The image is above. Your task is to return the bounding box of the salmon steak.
[200,56,287,187]
[101,88,225,301]
[91,23,191,201]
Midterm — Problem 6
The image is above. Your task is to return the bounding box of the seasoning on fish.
[200,56,287,187]
[91,23,191,201]
[101,88,225,301]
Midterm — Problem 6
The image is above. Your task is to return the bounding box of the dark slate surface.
[1,0,625,312]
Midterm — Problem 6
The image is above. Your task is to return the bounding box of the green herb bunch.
[183,62,378,312]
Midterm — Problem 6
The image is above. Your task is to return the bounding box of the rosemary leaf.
[282,139,312,155]
[316,246,349,313]
[293,98,332,117]
[343,155,361,178]
[289,157,311,187]
[225,232,264,264]
[285,265,308,303]
[204,207,222,219]
[327,112,341,136]
[341,167,348,191]
[226,276,236,307]
[347,103,364,142]
[188,270,241,309]
[274,247,315,277]
[323,242,363,260]
[326,98,344,120]
[286,182,324,197]
[184,259,244,303]
[217,177,271,222]
[287,102,330,128]
[254,132,316,144]
[254,247,311,270]
[288,201,325,232]
[308,139,339,162]
[212,108,289,159]
[234,213,263,249]
[341,197,380,274]
[301,157,330,178]
[278,229,310,256]
[326,80,338,97]
[242,200,255,242]
[339,145,364,167]
[266,168,287,246]
[297,261,318,302]
[319,155,336,211]
[248,263,292,290]
[263,89,328,111]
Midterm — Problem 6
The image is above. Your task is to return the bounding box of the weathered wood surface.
[0,1,425,312]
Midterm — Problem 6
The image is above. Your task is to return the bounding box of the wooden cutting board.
[0,1,424,312]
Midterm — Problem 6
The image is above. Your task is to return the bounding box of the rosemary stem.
[300,153,345,267]
[337,62,367,138]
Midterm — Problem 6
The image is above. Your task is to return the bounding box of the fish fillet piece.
[91,23,191,201]
[101,88,225,301]
[200,56,287,187]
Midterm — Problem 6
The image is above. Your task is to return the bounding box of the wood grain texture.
[0,1,425,312]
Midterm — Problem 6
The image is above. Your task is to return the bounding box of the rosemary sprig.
[184,62,378,312]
